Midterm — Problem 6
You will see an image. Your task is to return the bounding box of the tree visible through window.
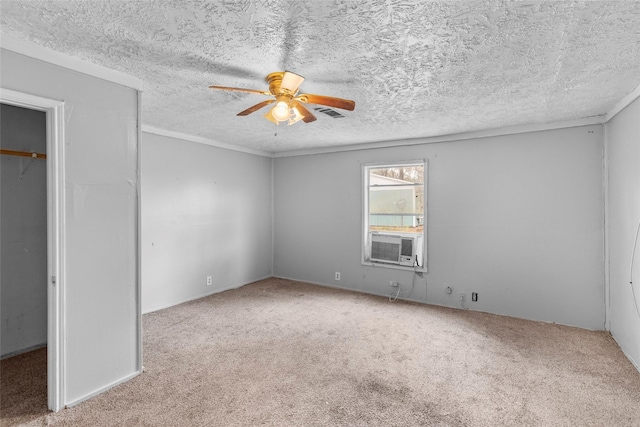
[363,161,426,268]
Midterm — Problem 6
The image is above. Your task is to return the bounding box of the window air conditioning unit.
[369,232,423,267]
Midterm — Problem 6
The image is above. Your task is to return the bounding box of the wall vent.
[314,107,345,118]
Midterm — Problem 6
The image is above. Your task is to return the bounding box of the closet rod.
[0,149,46,159]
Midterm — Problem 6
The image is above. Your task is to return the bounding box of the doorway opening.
[0,89,65,413]
[0,103,48,418]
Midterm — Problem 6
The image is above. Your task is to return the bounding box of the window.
[363,161,426,269]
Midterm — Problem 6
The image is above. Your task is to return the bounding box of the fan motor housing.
[266,72,288,95]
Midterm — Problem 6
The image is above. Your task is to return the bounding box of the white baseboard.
[65,370,141,408]
[142,275,273,315]
[0,342,47,360]
[272,275,412,303]
[617,341,640,375]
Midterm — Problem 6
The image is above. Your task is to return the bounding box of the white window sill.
[362,261,427,274]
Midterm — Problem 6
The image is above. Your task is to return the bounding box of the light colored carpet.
[1,347,47,426]
[2,277,640,426]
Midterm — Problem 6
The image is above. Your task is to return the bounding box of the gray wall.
[1,49,140,405]
[607,96,640,369]
[274,125,605,330]
[1,104,47,357]
[141,132,273,314]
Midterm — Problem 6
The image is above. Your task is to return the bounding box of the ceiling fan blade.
[291,100,317,123]
[209,85,270,96]
[296,93,355,111]
[237,99,275,116]
[280,71,305,94]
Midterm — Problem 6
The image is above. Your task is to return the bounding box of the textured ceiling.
[2,1,640,154]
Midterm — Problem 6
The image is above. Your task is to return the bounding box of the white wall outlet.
[335,272,341,281]
[206,276,212,286]
[445,286,452,294]
[389,281,399,287]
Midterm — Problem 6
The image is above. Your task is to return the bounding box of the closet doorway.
[0,89,65,412]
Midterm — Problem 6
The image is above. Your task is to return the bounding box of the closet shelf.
[0,148,46,159]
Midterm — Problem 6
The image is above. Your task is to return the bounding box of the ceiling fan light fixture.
[280,71,305,95]
[210,71,355,127]
[271,95,291,122]
[288,106,304,125]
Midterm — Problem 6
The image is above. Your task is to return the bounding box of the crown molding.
[0,32,143,91]
[144,116,605,159]
[272,116,605,158]
[605,83,640,122]
[142,125,273,158]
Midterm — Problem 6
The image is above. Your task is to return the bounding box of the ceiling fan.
[209,71,355,126]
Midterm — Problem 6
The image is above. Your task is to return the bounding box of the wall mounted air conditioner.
[369,232,423,267]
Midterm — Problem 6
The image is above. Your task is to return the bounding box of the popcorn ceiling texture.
[2,0,640,153]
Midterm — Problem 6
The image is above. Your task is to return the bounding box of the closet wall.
[0,103,48,357]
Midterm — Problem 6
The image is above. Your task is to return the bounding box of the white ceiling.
[2,1,640,154]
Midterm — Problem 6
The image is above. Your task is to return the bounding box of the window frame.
[362,159,427,272]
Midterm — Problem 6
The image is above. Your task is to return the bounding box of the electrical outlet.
[472,292,478,302]
[206,276,212,286]
[460,292,466,302]
[445,286,452,294]
[335,272,341,281]
[389,281,399,287]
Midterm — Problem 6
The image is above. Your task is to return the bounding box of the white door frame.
[1,88,65,412]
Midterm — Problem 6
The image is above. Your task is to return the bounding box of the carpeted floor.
[2,278,640,426]
[1,347,47,427]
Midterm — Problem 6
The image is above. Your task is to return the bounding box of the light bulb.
[271,97,291,122]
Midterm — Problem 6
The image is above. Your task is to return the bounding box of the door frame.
[1,88,65,412]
